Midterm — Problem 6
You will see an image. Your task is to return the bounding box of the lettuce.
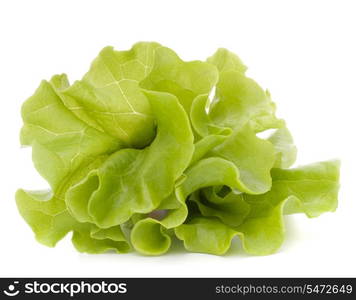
[16,42,340,256]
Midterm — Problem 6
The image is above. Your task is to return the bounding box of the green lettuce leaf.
[66,90,194,228]
[15,189,74,247]
[131,155,257,254]
[190,93,278,194]
[141,47,219,113]
[20,78,119,190]
[209,71,283,132]
[207,48,247,74]
[130,218,172,255]
[176,160,340,255]
[191,187,250,227]
[16,42,340,256]
[175,217,236,255]
[61,42,162,148]
[209,125,276,194]
[17,73,130,252]
[15,189,130,253]
[268,126,297,168]
[190,94,232,138]
[72,224,130,254]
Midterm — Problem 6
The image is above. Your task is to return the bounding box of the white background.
[0,0,355,277]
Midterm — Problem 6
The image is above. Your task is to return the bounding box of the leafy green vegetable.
[16,42,340,256]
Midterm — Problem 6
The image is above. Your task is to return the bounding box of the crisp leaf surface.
[177,160,340,255]
[66,90,194,228]
[62,42,161,148]
[209,71,282,132]
[141,47,219,113]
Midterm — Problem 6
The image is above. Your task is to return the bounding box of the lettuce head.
[16,42,340,255]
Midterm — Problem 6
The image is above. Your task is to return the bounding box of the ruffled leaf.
[20,78,119,190]
[72,224,130,254]
[15,189,74,247]
[66,90,194,228]
[190,94,232,138]
[192,187,250,227]
[268,126,297,168]
[15,189,130,253]
[209,71,283,132]
[130,218,171,255]
[177,160,340,255]
[141,47,219,113]
[207,48,247,74]
[175,217,236,255]
[210,125,276,194]
[61,42,162,148]
[190,94,278,194]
